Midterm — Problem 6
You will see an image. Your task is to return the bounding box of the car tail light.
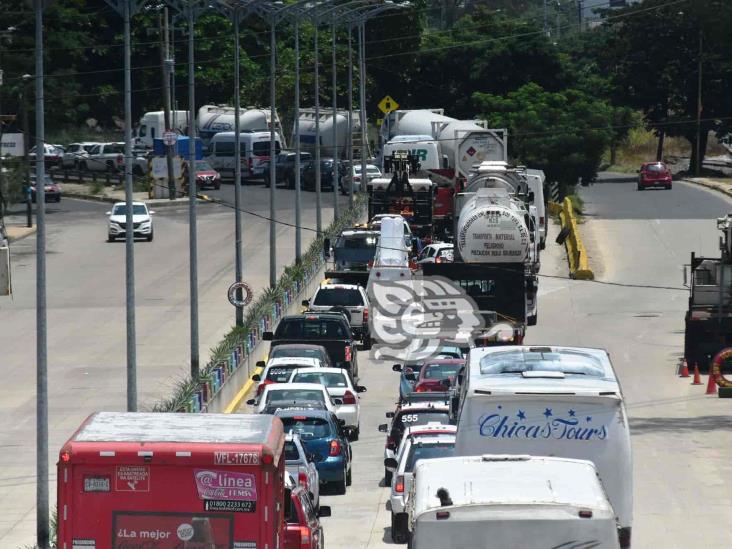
[299,526,311,549]
[539,216,545,227]
[329,439,341,456]
[344,346,352,363]
[256,379,275,396]
[342,390,357,405]
[298,471,309,490]
[436,511,450,520]
[362,307,368,323]
[395,475,405,493]
[578,509,593,518]
[367,260,374,269]
[435,257,442,264]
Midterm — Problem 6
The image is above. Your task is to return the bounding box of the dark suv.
[302,158,346,191]
[264,151,312,189]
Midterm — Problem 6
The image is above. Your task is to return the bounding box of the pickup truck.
[303,283,371,346]
[81,142,126,172]
[264,313,359,380]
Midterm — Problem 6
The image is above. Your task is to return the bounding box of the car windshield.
[31,176,54,186]
[112,204,147,215]
[279,417,332,439]
[265,365,303,383]
[479,349,606,376]
[106,144,125,154]
[313,288,364,307]
[266,389,326,405]
[284,441,301,461]
[405,442,454,471]
[275,318,348,339]
[253,141,281,156]
[82,145,96,152]
[644,163,666,173]
[336,235,378,249]
[271,347,326,362]
[435,346,463,359]
[195,161,213,170]
[292,372,348,388]
[423,363,463,380]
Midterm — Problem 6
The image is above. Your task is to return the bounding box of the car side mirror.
[263,332,273,341]
[318,505,332,518]
[356,385,367,393]
[337,418,346,426]
[149,210,156,215]
[246,399,256,406]
[256,360,266,368]
[105,211,112,215]
[392,364,402,372]
[378,423,388,432]
[252,374,261,382]
[384,457,398,470]
[301,299,309,307]
[385,411,395,419]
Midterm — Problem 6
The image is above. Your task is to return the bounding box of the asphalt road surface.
[312,174,732,548]
[0,182,349,547]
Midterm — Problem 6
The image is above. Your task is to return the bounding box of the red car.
[284,477,330,549]
[194,160,221,190]
[638,162,672,190]
[413,358,466,393]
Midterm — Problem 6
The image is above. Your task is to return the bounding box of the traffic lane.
[318,349,399,549]
[529,174,732,549]
[0,188,344,546]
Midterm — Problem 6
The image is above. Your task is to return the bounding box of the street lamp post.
[331,12,339,219]
[346,23,354,208]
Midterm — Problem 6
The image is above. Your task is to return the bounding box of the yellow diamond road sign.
[378,95,399,114]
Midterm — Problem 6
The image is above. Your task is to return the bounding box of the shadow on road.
[630,415,732,433]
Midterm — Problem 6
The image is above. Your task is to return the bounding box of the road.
[0,182,349,547]
[311,174,732,548]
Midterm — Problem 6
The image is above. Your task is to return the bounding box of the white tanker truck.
[295,108,363,159]
[197,105,287,146]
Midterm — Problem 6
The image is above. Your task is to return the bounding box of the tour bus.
[57,412,285,549]
[452,345,633,548]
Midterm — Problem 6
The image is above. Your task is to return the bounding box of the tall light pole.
[168,0,208,380]
[104,0,144,410]
[346,22,354,208]
[331,12,340,219]
[33,2,48,546]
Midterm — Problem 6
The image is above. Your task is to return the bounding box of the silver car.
[285,433,320,510]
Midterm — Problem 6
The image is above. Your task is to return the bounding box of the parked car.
[29,144,63,167]
[416,242,454,265]
[29,175,61,203]
[264,151,312,188]
[285,433,320,510]
[192,159,221,190]
[264,313,359,379]
[303,283,371,344]
[268,343,335,368]
[106,201,155,242]
[252,356,325,398]
[276,408,353,495]
[83,142,125,172]
[386,424,456,543]
[378,400,451,484]
[637,161,672,190]
[288,367,367,440]
[247,382,340,416]
[340,163,382,194]
[61,142,98,169]
[302,157,343,191]
[284,469,330,549]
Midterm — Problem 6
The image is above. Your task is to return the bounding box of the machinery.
[684,214,732,370]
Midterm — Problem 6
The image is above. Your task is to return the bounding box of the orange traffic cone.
[680,359,690,378]
[692,363,703,385]
[706,371,718,395]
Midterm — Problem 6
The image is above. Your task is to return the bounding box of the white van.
[134,110,189,148]
[407,455,621,549]
[207,131,282,182]
[453,346,632,548]
[525,168,547,249]
[367,215,412,301]
[382,135,443,172]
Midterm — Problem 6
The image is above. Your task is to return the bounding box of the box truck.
[57,412,286,549]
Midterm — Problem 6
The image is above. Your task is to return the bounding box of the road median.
[553,197,594,280]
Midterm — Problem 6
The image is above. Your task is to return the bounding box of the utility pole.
[34,1,49,546]
[294,18,302,261]
[346,23,354,208]
[268,18,277,288]
[695,29,703,177]
[331,13,339,220]
[160,9,176,199]
[314,23,322,234]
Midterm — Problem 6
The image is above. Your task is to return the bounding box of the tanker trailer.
[197,105,286,146]
[297,108,362,159]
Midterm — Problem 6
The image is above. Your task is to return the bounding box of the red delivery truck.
[57,412,285,549]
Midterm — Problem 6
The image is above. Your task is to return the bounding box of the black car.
[264,312,359,379]
[302,158,346,192]
[264,151,312,189]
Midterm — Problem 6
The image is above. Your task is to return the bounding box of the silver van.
[207,131,282,182]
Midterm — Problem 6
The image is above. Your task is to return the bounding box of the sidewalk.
[6,224,36,243]
[681,176,732,199]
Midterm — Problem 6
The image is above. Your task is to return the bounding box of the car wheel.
[362,337,372,351]
[351,425,360,441]
[107,234,116,243]
[527,313,537,326]
[56,196,61,203]
[384,468,393,485]
[333,470,347,495]
[215,183,221,190]
[392,513,409,544]
[346,465,352,486]
[637,184,643,191]
[147,230,154,242]
[666,184,672,190]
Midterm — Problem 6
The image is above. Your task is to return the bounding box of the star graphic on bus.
[543,408,552,418]
[517,410,526,421]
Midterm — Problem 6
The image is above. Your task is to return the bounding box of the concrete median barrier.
[558,197,594,280]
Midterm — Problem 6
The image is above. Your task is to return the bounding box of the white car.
[61,142,99,169]
[252,357,325,399]
[287,367,367,440]
[416,242,454,265]
[386,424,456,543]
[247,382,339,416]
[285,433,320,510]
[304,284,371,343]
[106,201,154,242]
[340,163,382,194]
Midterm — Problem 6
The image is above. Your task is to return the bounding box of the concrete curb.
[559,198,594,280]
[681,177,732,199]
[65,191,200,209]
[6,225,37,243]
[222,366,264,414]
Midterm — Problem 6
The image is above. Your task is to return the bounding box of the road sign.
[378,95,399,114]
[228,281,253,308]
[162,130,177,146]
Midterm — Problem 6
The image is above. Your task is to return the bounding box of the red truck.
[57,412,285,549]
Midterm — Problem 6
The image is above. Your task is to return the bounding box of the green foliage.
[474,83,614,188]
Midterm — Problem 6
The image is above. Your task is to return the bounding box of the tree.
[473,82,614,190]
